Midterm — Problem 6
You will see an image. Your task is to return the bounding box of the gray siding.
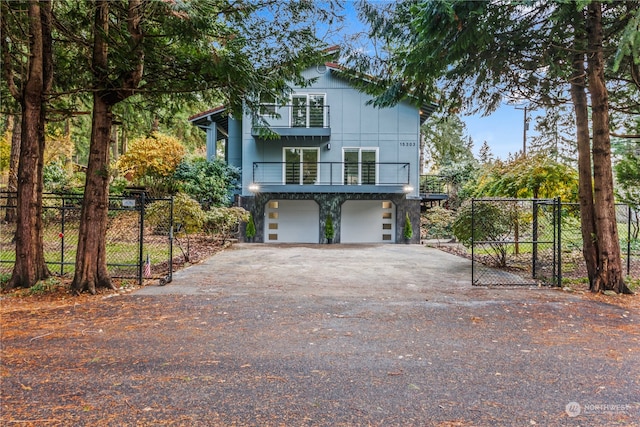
[227,117,242,169]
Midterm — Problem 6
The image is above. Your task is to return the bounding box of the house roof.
[189,105,228,135]
[188,105,226,123]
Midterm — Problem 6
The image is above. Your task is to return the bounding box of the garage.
[341,200,395,243]
[264,200,320,243]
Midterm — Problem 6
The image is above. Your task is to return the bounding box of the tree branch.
[610,132,640,139]
[1,2,20,100]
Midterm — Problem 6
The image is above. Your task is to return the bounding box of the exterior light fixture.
[403,185,414,193]
[248,183,260,192]
[326,143,331,150]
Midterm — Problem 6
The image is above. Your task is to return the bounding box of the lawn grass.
[1,225,170,278]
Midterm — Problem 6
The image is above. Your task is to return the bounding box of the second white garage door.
[341,200,395,243]
[264,200,319,243]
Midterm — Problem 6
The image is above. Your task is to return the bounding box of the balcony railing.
[419,175,450,199]
[252,162,411,186]
[251,105,331,138]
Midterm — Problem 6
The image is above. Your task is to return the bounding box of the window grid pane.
[308,95,324,128]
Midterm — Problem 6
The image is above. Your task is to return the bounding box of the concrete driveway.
[138,243,508,300]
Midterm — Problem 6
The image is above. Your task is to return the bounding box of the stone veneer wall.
[237,193,421,244]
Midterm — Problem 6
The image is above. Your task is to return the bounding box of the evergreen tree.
[351,0,637,294]
[1,0,53,288]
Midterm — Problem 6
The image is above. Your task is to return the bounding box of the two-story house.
[189,60,435,244]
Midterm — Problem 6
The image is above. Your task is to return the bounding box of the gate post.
[138,192,146,285]
[60,196,66,276]
[556,197,562,287]
[168,195,174,283]
[628,204,632,276]
[532,199,538,279]
[471,198,475,285]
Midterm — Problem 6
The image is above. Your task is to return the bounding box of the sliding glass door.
[344,148,377,185]
[284,148,319,185]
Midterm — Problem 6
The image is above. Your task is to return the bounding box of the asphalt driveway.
[2,244,638,426]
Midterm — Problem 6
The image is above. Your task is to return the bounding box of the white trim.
[282,147,320,185]
[258,93,278,117]
[342,147,379,185]
[289,93,326,128]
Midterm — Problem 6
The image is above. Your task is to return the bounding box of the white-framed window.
[343,148,378,185]
[291,93,326,128]
[283,147,319,185]
[259,93,278,116]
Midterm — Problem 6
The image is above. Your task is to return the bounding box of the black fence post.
[60,196,66,276]
[138,192,145,285]
[471,198,475,285]
[168,195,174,283]
[628,204,632,276]
[552,199,557,285]
[532,199,538,279]
[556,197,562,287]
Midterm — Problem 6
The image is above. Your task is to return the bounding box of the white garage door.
[341,200,395,243]
[264,200,319,243]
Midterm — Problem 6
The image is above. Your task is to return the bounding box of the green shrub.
[0,272,11,288]
[109,175,129,195]
[29,278,61,295]
[205,206,249,242]
[146,192,206,234]
[173,158,241,207]
[325,215,334,241]
[452,200,515,267]
[245,213,256,239]
[403,213,413,240]
[422,206,456,239]
[43,162,71,193]
[145,193,207,262]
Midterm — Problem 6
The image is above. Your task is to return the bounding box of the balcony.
[251,104,331,140]
[420,175,450,202]
[251,162,411,193]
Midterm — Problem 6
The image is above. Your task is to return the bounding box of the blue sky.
[463,107,537,159]
[337,1,534,160]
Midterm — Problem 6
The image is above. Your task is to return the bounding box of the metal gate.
[471,198,561,286]
[0,191,174,285]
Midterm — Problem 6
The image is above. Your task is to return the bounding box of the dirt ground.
[1,244,639,426]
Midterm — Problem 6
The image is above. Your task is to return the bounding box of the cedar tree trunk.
[8,0,52,289]
[71,1,115,294]
[71,0,143,294]
[586,2,631,294]
[71,94,114,294]
[570,9,599,287]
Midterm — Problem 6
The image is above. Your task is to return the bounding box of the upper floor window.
[259,93,278,116]
[291,94,326,128]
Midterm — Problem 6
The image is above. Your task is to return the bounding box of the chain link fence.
[471,198,560,286]
[559,202,639,282]
[0,191,174,285]
[471,198,639,286]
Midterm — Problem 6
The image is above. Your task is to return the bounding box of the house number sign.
[399,142,417,147]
